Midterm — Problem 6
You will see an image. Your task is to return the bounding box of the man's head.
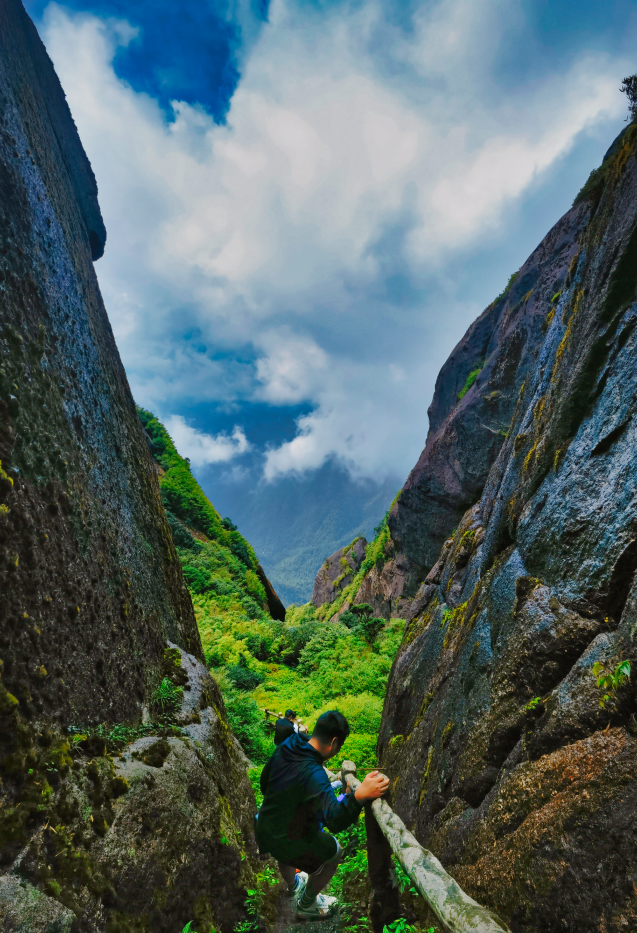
[309,710,350,760]
[285,709,296,721]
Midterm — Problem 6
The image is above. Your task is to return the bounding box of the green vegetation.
[621,73,637,122]
[314,515,393,623]
[457,363,484,401]
[138,408,268,609]
[492,271,517,306]
[139,411,404,770]
[138,411,409,930]
[592,659,631,710]
[152,677,183,715]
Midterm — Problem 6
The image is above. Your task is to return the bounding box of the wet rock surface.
[0,3,266,928]
[379,126,637,930]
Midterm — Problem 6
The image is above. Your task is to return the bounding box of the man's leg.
[278,863,298,894]
[297,842,342,911]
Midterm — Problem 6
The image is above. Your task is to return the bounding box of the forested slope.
[138,411,404,772]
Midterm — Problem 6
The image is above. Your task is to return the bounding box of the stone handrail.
[341,761,510,933]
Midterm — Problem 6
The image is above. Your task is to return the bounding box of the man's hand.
[354,770,390,802]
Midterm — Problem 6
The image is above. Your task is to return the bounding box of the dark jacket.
[257,733,363,854]
[274,717,296,746]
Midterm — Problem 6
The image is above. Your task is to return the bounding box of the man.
[274,709,299,746]
[256,710,389,920]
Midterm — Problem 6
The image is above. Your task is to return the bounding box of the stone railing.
[340,761,511,933]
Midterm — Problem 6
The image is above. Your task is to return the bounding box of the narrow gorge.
[2,0,637,930]
[313,127,637,928]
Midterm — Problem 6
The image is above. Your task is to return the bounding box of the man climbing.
[256,710,389,920]
[274,708,299,746]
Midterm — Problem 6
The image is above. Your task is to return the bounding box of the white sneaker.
[295,892,339,920]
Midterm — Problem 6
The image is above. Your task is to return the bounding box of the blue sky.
[26,0,637,600]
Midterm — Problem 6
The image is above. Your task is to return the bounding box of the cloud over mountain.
[43,0,627,483]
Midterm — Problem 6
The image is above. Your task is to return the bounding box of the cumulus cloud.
[42,0,628,481]
[163,416,249,468]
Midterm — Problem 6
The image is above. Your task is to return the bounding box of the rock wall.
[351,200,589,619]
[312,537,367,608]
[378,127,637,930]
[0,3,267,929]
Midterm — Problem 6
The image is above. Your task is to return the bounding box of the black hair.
[312,710,350,745]
[285,709,296,718]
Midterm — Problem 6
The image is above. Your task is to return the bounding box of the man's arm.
[308,765,364,833]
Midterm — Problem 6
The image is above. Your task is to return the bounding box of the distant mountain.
[195,460,400,606]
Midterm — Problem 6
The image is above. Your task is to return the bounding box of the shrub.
[226,656,264,691]
[593,659,631,709]
[313,693,383,734]
[280,621,321,665]
[223,690,271,763]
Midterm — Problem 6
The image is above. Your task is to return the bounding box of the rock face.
[378,126,637,930]
[312,537,367,608]
[0,3,266,929]
[353,201,588,618]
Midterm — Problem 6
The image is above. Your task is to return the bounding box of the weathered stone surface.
[360,202,588,615]
[379,126,637,931]
[312,537,367,607]
[0,648,271,933]
[256,563,286,620]
[0,874,74,932]
[0,3,264,928]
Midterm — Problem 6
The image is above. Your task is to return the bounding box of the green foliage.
[67,721,177,753]
[235,865,280,933]
[621,74,637,122]
[226,656,264,692]
[523,696,543,714]
[592,659,631,709]
[137,407,262,578]
[383,923,437,933]
[492,271,517,305]
[222,687,271,764]
[328,820,369,932]
[315,517,394,623]
[457,363,484,401]
[152,677,183,716]
[248,766,264,808]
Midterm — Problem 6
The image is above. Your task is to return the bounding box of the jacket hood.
[278,731,319,762]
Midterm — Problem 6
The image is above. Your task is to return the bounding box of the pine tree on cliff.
[621,74,637,121]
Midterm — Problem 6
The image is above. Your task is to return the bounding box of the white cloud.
[42,0,628,481]
[255,332,328,403]
[163,416,249,468]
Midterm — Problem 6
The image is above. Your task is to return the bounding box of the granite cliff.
[375,125,637,929]
[0,3,271,930]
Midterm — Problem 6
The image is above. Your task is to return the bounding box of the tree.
[349,603,374,619]
[621,75,637,122]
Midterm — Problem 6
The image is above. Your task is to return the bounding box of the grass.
[457,363,483,401]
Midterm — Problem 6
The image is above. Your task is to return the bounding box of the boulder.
[312,537,367,607]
